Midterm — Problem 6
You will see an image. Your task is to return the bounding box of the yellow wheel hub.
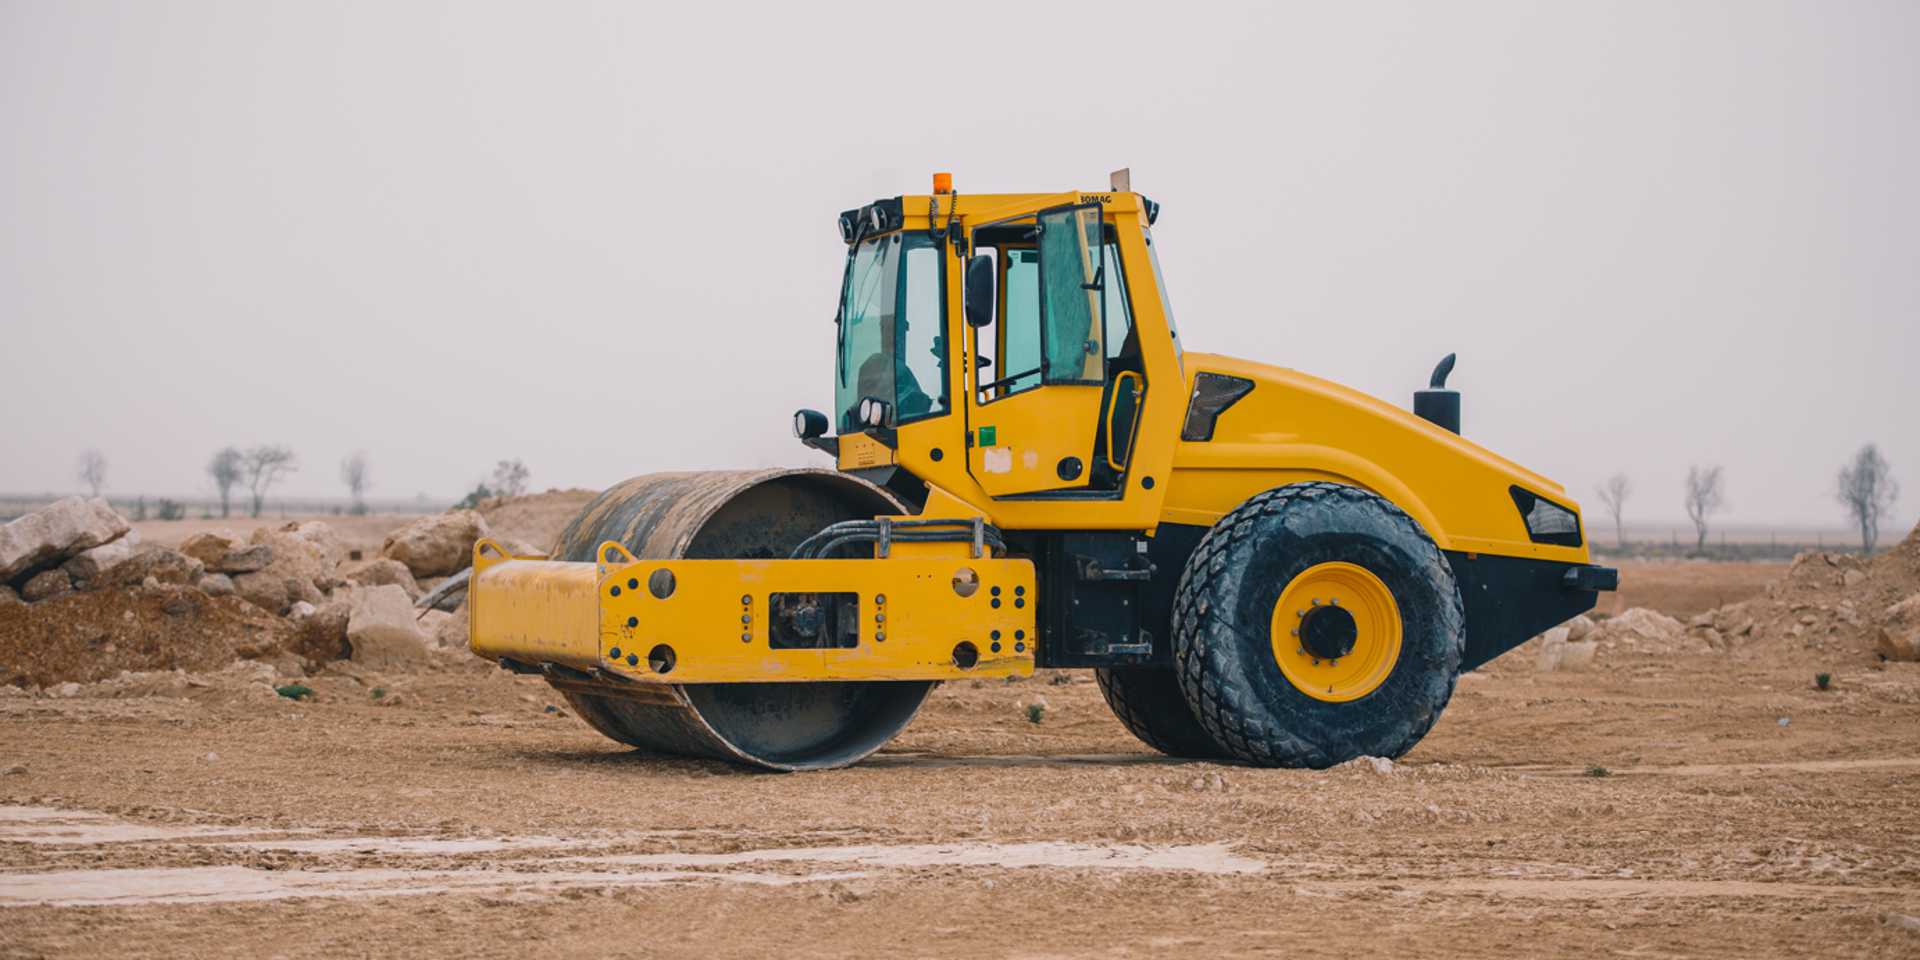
[1269,561,1403,702]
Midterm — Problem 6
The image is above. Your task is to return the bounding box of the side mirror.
[964,255,994,329]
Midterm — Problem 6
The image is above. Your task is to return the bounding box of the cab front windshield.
[835,232,947,432]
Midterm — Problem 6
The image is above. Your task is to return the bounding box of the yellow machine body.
[470,539,1036,684]
[465,176,1615,770]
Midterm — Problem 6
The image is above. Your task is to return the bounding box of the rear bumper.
[1562,564,1619,592]
[1445,553,1614,671]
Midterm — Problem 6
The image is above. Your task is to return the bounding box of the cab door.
[966,204,1110,497]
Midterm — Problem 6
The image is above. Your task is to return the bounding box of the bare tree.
[340,452,371,516]
[490,459,530,499]
[1593,473,1631,547]
[1683,465,1726,554]
[207,447,243,518]
[240,445,298,518]
[1835,443,1899,554]
[76,449,107,497]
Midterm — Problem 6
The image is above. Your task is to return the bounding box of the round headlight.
[792,412,807,438]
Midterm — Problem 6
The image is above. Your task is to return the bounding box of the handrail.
[1103,370,1145,472]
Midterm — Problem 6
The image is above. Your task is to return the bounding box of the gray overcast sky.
[2,1,1914,529]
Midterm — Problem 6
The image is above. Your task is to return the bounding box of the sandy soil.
[5,506,1919,960]
[3,570,1918,958]
[474,489,597,554]
[1601,561,1784,620]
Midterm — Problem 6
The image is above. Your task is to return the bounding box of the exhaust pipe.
[1414,353,1460,434]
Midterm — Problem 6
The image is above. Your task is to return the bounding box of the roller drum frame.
[547,469,934,771]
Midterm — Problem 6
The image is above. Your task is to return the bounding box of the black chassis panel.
[1447,551,1603,671]
[1011,522,1602,673]
[1010,524,1207,669]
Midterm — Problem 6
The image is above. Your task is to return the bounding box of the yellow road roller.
[469,172,1616,770]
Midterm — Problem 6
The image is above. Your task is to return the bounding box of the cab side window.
[1000,249,1041,395]
[1100,241,1134,361]
[896,237,947,419]
[1035,205,1105,383]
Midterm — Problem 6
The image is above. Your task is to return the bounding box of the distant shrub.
[1025,703,1046,724]
[1586,765,1611,778]
[156,499,187,521]
[1815,672,1833,691]
[454,483,494,510]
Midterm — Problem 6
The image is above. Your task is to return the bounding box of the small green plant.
[1814,672,1832,691]
[1025,702,1046,725]
[1586,765,1611,778]
[370,687,386,700]
[275,683,314,701]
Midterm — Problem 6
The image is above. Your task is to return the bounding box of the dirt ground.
[1600,561,1785,620]
[3,556,1918,957]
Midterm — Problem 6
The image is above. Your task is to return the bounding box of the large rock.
[261,521,346,568]
[346,584,430,667]
[1563,614,1596,643]
[219,544,273,573]
[432,604,469,649]
[339,557,421,598]
[180,531,273,574]
[381,511,490,578]
[62,529,142,584]
[226,522,346,610]
[1534,625,1599,672]
[1599,607,1685,646]
[292,597,352,664]
[232,571,290,614]
[0,497,130,582]
[180,530,241,565]
[104,547,205,588]
[200,572,236,597]
[1877,594,1920,662]
[20,569,72,602]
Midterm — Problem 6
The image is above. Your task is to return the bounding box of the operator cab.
[814,186,1171,502]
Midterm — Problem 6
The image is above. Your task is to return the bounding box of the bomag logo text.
[1078,194,1113,204]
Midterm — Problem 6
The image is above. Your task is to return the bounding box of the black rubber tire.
[1172,482,1464,768]
[1095,667,1228,759]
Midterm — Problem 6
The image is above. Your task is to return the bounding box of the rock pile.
[1696,522,1920,661]
[1,498,503,689]
[1521,520,1920,669]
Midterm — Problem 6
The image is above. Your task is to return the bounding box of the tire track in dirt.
[0,805,1265,907]
[1494,757,1920,778]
